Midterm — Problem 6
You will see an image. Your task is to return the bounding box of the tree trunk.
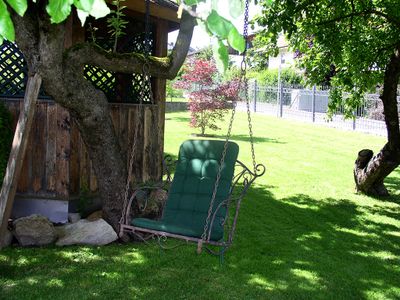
[11,5,195,232]
[354,47,400,196]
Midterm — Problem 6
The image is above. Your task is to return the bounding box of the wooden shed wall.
[3,99,165,200]
[0,14,169,202]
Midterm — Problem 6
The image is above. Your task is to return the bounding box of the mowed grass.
[1,111,399,299]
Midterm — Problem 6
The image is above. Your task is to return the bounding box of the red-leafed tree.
[175,58,240,136]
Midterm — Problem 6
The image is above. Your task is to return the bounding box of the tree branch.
[65,11,196,80]
[316,8,400,28]
[381,45,400,150]
[10,4,40,73]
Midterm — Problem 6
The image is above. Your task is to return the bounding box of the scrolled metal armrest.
[122,185,164,225]
[163,155,177,185]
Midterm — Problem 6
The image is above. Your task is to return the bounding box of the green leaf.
[5,0,27,16]
[76,8,89,25]
[74,0,94,12]
[88,0,110,19]
[212,39,229,73]
[0,35,4,45]
[46,0,74,23]
[183,0,205,5]
[229,0,244,19]
[206,10,234,39]
[228,27,245,53]
[0,0,15,41]
[183,0,197,5]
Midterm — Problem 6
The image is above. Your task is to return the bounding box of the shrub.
[0,102,13,185]
[248,68,304,86]
[174,58,239,135]
[166,79,183,101]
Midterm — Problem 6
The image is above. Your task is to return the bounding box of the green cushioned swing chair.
[119,139,265,255]
[118,0,265,256]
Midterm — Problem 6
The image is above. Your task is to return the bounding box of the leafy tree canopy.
[255,0,400,117]
[1,0,250,73]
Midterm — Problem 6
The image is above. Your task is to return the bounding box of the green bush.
[166,79,184,101]
[248,68,304,86]
[0,102,13,185]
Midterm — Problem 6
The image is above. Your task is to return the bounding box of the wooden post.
[0,74,42,244]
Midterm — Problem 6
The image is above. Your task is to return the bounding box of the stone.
[0,229,13,248]
[68,213,81,223]
[13,214,56,246]
[56,218,118,246]
[86,210,102,221]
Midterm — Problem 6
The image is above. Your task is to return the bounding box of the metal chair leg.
[197,240,203,254]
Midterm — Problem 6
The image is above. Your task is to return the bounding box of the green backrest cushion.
[162,140,239,240]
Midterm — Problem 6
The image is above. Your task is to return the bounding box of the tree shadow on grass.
[384,167,400,202]
[214,134,286,144]
[232,187,400,299]
[170,116,191,123]
[1,187,399,299]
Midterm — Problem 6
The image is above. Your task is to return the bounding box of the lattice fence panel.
[84,31,155,104]
[0,41,28,97]
[0,41,49,98]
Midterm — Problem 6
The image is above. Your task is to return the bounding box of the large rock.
[56,219,117,246]
[13,214,56,246]
[86,210,102,221]
[68,213,81,223]
[0,229,13,248]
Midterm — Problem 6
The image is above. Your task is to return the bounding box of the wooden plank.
[55,106,70,199]
[69,117,80,196]
[110,0,179,23]
[0,74,42,244]
[110,104,120,140]
[89,161,98,192]
[119,105,129,158]
[46,104,57,193]
[129,106,144,183]
[79,139,89,190]
[142,107,152,182]
[32,103,47,193]
[17,99,31,193]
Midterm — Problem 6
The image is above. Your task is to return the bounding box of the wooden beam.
[0,74,42,245]
[109,0,180,24]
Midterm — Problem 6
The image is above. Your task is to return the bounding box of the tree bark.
[11,6,195,231]
[354,46,400,196]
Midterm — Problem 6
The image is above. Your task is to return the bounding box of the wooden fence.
[3,99,164,200]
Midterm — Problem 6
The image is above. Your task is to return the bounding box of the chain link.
[120,0,153,228]
[201,101,237,241]
[201,0,252,242]
[241,0,257,174]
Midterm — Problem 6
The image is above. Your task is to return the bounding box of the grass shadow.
[170,116,191,123]
[1,187,399,299]
[214,134,286,144]
[384,167,400,202]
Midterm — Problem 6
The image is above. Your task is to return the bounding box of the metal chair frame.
[119,157,265,257]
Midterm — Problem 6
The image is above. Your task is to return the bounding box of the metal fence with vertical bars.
[238,80,400,136]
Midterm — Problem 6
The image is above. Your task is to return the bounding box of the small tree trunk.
[353,47,400,196]
[354,147,399,196]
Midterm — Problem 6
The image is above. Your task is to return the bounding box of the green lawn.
[1,111,399,299]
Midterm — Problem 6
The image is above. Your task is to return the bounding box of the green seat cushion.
[132,140,239,241]
[132,217,223,241]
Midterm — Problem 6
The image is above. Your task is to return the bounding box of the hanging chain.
[201,101,238,242]
[201,0,250,243]
[241,0,257,174]
[120,0,152,227]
